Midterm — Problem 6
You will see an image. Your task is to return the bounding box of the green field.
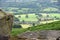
[15,13,60,21]
[44,13,60,18]
[15,14,38,21]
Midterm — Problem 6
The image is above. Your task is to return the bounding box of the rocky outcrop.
[16,30,60,40]
[0,9,13,40]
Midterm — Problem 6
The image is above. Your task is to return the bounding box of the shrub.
[13,24,22,28]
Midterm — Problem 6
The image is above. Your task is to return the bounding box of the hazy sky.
[0,0,58,2]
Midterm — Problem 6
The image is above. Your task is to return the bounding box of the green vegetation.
[11,28,27,36]
[10,7,60,36]
[11,21,60,36]
[28,21,60,31]
[43,7,58,11]
[15,13,60,22]
[15,14,38,21]
[49,13,60,18]
[3,7,59,14]
[20,14,38,21]
[14,13,60,28]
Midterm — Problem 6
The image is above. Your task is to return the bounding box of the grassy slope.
[11,21,60,36]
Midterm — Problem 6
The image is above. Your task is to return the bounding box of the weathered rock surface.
[0,9,13,35]
[0,9,13,40]
[17,30,60,40]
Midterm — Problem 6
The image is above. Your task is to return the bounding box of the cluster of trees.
[13,24,22,28]
[13,17,22,28]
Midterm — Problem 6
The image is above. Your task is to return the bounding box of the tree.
[14,17,19,21]
[26,14,28,18]
[46,15,49,18]
[54,16,57,18]
[22,20,25,24]
[32,23,35,26]
[18,16,21,18]
[54,16,57,20]
[39,14,42,17]
[37,14,42,17]
[38,18,41,21]
[13,24,22,28]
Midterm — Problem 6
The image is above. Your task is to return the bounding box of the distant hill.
[0,0,58,8]
[0,0,59,14]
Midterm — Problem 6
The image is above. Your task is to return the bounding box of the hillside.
[11,21,60,36]
[0,0,58,8]
[0,0,59,14]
